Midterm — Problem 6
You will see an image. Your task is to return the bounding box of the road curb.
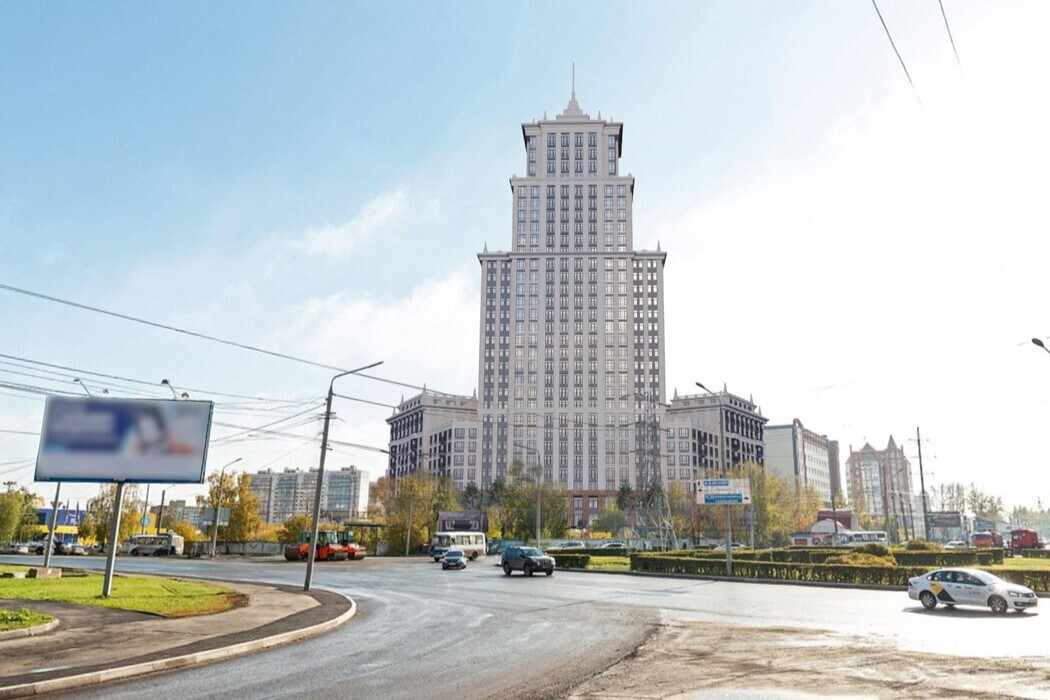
[561,567,1050,597]
[0,618,59,641]
[0,591,356,699]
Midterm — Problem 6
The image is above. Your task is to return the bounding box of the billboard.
[200,507,231,527]
[696,478,752,505]
[928,511,962,529]
[35,397,213,484]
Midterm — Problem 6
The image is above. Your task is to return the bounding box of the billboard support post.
[42,482,62,568]
[102,481,126,598]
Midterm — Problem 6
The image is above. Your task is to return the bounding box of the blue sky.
[2,1,1049,509]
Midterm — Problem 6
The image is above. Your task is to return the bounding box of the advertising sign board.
[35,397,213,484]
[928,511,962,529]
[200,507,231,527]
[973,517,995,532]
[696,478,752,505]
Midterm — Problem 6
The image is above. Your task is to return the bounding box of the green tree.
[169,520,202,543]
[79,484,142,549]
[278,514,313,544]
[616,483,634,513]
[0,488,24,544]
[590,503,628,535]
[227,473,262,541]
[461,482,481,510]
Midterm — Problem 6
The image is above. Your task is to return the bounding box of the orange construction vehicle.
[284,530,349,562]
[338,528,368,560]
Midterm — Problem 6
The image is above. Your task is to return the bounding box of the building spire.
[559,63,585,119]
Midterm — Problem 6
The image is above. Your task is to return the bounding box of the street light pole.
[209,457,242,557]
[697,381,732,573]
[304,360,383,592]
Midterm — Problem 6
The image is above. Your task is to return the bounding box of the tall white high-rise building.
[476,87,666,514]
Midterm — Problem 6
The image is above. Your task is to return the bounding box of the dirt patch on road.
[570,621,1050,699]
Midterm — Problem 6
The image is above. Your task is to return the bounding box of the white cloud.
[278,264,481,396]
[294,188,440,257]
[650,4,1050,505]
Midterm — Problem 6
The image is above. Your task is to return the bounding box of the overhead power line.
[937,0,963,75]
[871,0,922,106]
[0,283,438,394]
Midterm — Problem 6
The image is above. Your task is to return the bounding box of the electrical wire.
[871,0,922,105]
[0,283,444,394]
[0,353,316,404]
[937,0,963,75]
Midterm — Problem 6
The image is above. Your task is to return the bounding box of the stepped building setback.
[386,85,766,525]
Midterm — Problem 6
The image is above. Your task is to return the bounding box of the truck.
[1010,528,1039,553]
[971,530,1003,548]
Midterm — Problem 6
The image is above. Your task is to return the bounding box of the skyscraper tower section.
[476,87,667,524]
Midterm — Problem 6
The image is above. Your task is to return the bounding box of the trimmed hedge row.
[549,548,628,557]
[629,553,1050,592]
[1021,549,1050,559]
[550,553,590,569]
[646,547,1004,566]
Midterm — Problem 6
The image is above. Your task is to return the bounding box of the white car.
[944,540,967,549]
[1,542,30,555]
[908,568,1038,614]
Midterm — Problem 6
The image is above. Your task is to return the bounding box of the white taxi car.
[908,568,1038,614]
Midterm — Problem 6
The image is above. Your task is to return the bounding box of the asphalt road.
[3,554,1049,699]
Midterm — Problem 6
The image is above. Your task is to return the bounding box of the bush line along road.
[4,553,1050,699]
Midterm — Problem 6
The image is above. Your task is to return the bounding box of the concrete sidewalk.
[0,579,354,697]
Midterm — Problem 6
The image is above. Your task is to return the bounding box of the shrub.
[550,547,627,557]
[1022,549,1050,559]
[855,543,892,557]
[824,552,896,567]
[903,540,942,551]
[550,553,590,569]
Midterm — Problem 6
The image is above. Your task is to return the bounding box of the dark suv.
[501,546,555,577]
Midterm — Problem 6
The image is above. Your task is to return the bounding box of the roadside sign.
[928,511,962,528]
[200,506,230,527]
[140,516,150,527]
[696,478,751,505]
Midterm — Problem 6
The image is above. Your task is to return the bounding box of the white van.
[431,532,486,561]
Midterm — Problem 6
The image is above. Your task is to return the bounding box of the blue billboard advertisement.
[34,397,214,483]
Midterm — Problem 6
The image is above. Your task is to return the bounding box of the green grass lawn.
[992,557,1050,571]
[0,564,31,575]
[0,571,240,617]
[0,607,53,632]
[586,555,631,572]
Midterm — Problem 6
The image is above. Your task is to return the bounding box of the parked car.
[501,546,555,576]
[908,568,1037,614]
[33,540,71,555]
[1,542,29,555]
[598,541,628,549]
[944,540,968,549]
[552,540,584,550]
[67,543,88,556]
[441,549,467,571]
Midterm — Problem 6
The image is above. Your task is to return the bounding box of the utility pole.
[304,360,382,592]
[916,427,930,540]
[404,489,414,556]
[141,484,151,534]
[156,486,170,535]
